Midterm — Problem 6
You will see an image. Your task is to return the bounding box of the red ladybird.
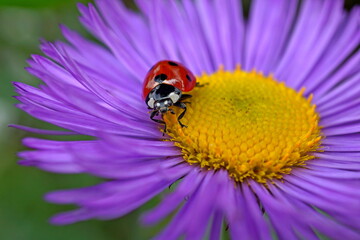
[143,60,196,127]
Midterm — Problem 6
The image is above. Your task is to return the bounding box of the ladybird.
[143,60,196,128]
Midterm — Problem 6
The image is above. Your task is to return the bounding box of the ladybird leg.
[196,82,209,87]
[174,102,187,128]
[180,94,192,101]
[150,111,167,135]
[177,103,187,121]
[150,111,165,124]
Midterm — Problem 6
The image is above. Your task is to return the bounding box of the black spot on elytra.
[168,61,178,66]
[154,74,168,83]
[186,74,192,82]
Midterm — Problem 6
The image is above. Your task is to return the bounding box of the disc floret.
[164,67,322,183]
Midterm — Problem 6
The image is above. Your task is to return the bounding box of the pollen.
[163,66,322,183]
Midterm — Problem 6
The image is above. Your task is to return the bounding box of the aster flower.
[13,0,360,239]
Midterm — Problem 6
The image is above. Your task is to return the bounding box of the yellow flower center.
[163,66,322,183]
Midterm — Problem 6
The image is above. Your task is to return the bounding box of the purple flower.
[14,0,360,239]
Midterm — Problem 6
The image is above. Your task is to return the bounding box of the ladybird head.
[146,84,182,113]
[154,99,173,113]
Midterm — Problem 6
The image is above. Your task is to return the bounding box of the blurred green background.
[0,0,358,239]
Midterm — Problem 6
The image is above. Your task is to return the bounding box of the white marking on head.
[169,92,180,104]
[147,97,155,108]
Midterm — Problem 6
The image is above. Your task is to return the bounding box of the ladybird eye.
[186,74,192,82]
[154,74,168,83]
[168,61,178,66]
